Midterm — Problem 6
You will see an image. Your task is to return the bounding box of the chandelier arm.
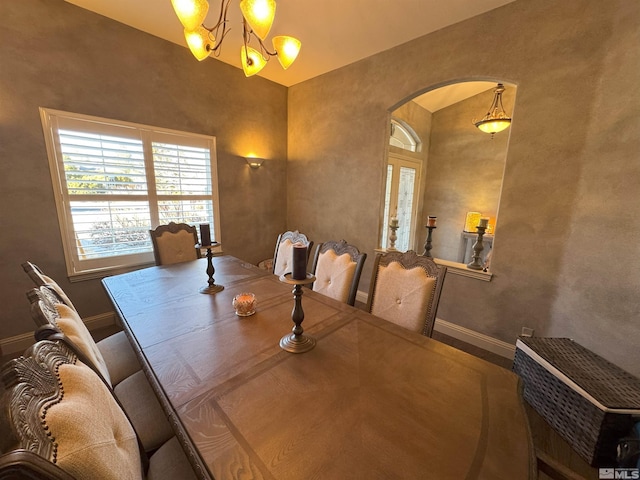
[208,0,232,55]
[257,37,277,57]
[242,18,252,64]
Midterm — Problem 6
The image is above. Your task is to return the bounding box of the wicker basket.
[513,337,640,466]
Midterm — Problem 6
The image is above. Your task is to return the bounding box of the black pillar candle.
[292,243,307,280]
[199,223,211,246]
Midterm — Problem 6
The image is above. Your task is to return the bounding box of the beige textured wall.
[288,0,640,375]
[0,0,287,339]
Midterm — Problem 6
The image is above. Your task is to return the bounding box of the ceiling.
[65,0,515,89]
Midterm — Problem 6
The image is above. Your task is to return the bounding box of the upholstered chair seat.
[0,340,197,480]
[149,222,201,266]
[367,250,447,337]
[272,230,313,277]
[311,240,367,306]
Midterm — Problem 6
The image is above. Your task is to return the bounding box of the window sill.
[432,258,492,281]
[68,261,156,283]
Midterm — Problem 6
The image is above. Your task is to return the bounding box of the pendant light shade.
[241,46,267,76]
[171,0,209,31]
[184,26,215,61]
[272,36,301,69]
[473,83,512,136]
[172,0,299,75]
[239,0,276,41]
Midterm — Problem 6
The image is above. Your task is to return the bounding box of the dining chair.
[22,261,140,387]
[272,230,314,277]
[149,222,202,266]
[366,250,447,337]
[310,240,367,306]
[0,339,197,480]
[22,260,77,311]
[27,286,174,453]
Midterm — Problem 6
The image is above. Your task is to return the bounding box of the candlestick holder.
[278,273,316,353]
[197,243,224,294]
[388,223,399,251]
[467,226,487,270]
[423,225,436,257]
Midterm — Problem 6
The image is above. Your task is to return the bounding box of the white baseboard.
[1,312,117,358]
[355,290,514,360]
[355,290,369,305]
[434,318,515,360]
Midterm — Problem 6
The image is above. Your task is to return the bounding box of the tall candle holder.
[279,273,316,353]
[197,243,224,294]
[467,226,487,270]
[423,225,437,257]
[388,223,399,251]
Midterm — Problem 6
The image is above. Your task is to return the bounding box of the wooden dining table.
[102,255,535,480]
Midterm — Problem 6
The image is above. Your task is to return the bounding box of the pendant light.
[473,83,512,137]
[171,0,301,76]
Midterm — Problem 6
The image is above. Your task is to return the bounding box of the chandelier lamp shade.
[171,0,301,77]
[473,83,512,136]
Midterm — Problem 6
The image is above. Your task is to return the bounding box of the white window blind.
[40,108,220,278]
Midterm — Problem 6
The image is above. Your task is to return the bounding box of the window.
[40,108,220,278]
[390,119,421,153]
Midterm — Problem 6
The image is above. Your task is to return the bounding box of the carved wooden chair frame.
[26,286,66,329]
[310,240,367,306]
[272,230,314,275]
[21,261,48,287]
[366,250,447,337]
[0,340,149,479]
[149,222,202,266]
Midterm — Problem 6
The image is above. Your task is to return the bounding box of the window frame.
[40,107,221,280]
[390,118,422,153]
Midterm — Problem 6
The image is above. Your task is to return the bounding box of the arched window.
[390,119,421,153]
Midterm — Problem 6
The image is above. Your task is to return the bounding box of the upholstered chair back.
[366,250,447,337]
[22,261,77,311]
[27,286,112,386]
[149,222,201,266]
[272,230,313,277]
[311,240,367,306]
[0,340,144,480]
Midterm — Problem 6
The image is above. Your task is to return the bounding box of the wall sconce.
[246,157,265,169]
[464,212,482,232]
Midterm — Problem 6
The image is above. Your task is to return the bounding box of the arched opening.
[380,80,517,269]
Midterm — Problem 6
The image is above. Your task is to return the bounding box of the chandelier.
[473,83,512,137]
[171,0,301,77]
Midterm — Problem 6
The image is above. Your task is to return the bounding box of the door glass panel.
[381,164,393,248]
[396,166,416,251]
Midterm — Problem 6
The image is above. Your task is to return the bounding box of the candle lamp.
[233,292,256,316]
[197,242,224,294]
[467,225,487,270]
[388,214,399,251]
[199,223,211,246]
[291,242,308,280]
[423,222,437,257]
[464,212,482,233]
[279,273,316,353]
